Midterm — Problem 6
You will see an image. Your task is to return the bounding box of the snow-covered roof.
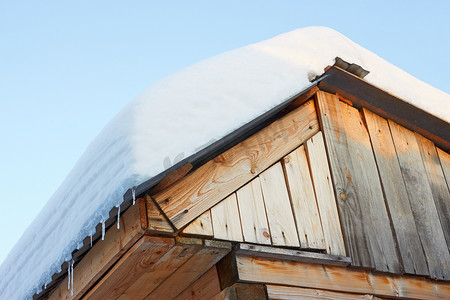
[1,26,449,299]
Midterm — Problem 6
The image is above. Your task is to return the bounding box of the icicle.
[44,283,47,290]
[70,260,74,296]
[117,205,121,229]
[101,221,105,241]
[67,261,71,290]
[90,235,93,247]
[132,187,136,205]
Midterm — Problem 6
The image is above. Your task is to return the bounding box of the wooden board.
[282,145,325,249]
[236,255,450,300]
[154,100,319,229]
[259,162,300,247]
[304,132,345,256]
[48,203,146,300]
[211,193,243,242]
[145,242,231,299]
[174,266,221,300]
[118,242,202,300]
[315,91,400,272]
[236,177,271,245]
[84,236,174,300]
[416,133,450,250]
[266,285,382,300]
[146,194,174,233]
[182,210,214,237]
[235,243,351,266]
[363,108,428,275]
[437,148,450,189]
[389,120,450,279]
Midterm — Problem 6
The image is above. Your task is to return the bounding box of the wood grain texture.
[145,243,231,299]
[437,147,450,189]
[259,162,300,247]
[174,266,221,300]
[282,145,325,249]
[154,100,319,229]
[146,194,174,233]
[182,210,214,237]
[389,120,450,280]
[118,242,202,300]
[211,193,244,242]
[235,243,351,266]
[84,236,174,300]
[416,133,450,250]
[305,132,345,256]
[267,285,381,300]
[236,255,450,300]
[152,163,193,194]
[316,91,400,273]
[48,203,145,300]
[211,287,237,300]
[236,177,271,245]
[363,108,428,276]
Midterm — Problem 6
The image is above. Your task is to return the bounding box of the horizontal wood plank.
[236,255,450,299]
[266,285,382,300]
[235,243,351,266]
[154,100,319,229]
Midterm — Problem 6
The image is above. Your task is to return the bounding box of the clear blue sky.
[0,1,449,264]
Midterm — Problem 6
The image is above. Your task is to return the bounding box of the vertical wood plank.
[416,133,450,250]
[305,132,345,256]
[282,145,326,249]
[182,210,214,237]
[236,178,271,245]
[437,147,450,189]
[259,162,300,247]
[389,120,450,280]
[316,91,400,273]
[211,194,244,242]
[363,109,428,275]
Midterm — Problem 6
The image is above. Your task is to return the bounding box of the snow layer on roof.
[1,26,449,299]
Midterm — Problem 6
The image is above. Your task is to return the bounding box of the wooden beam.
[47,203,146,300]
[363,108,428,276]
[153,100,319,229]
[235,243,351,267]
[235,255,450,300]
[152,163,193,194]
[174,266,221,300]
[118,238,203,300]
[145,194,174,234]
[145,240,232,299]
[318,66,450,151]
[266,285,385,300]
[83,236,174,300]
[316,91,400,273]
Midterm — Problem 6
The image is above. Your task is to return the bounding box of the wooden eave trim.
[317,66,450,151]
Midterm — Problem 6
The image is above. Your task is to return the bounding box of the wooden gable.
[43,84,450,300]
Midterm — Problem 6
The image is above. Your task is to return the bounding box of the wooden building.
[38,64,449,299]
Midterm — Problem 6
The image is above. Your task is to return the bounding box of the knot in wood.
[340,193,346,201]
